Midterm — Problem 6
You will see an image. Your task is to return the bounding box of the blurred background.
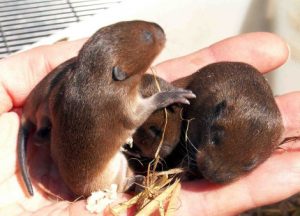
[0,0,299,94]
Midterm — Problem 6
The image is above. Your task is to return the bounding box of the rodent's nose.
[152,22,165,35]
[152,23,165,42]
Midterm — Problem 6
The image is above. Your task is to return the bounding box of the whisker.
[186,137,200,153]
[127,157,146,166]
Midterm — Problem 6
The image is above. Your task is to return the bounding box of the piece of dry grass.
[110,177,181,216]
[135,179,181,216]
[109,68,183,215]
[165,180,181,216]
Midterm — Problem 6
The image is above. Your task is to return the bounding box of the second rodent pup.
[183,62,283,183]
[129,73,193,161]
[131,62,284,183]
[129,74,184,159]
[18,20,196,197]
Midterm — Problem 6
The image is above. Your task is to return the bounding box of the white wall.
[269,0,300,94]
[28,0,299,95]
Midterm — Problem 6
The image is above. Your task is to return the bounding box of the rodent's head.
[133,105,182,158]
[185,62,283,183]
[77,20,166,80]
[189,98,280,183]
[131,75,183,158]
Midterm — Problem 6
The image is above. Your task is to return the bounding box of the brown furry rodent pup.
[129,74,184,159]
[131,62,284,183]
[18,20,196,197]
[183,62,283,183]
[129,73,193,161]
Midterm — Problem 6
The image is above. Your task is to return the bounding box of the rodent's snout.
[198,155,260,184]
[152,22,165,34]
[152,22,165,39]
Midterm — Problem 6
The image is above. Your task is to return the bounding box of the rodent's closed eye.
[149,125,162,138]
[141,30,154,44]
[210,126,225,146]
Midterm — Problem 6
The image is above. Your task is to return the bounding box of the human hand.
[0,32,299,216]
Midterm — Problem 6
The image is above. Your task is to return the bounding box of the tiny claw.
[183,99,190,105]
[189,93,196,98]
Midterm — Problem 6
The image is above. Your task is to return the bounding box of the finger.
[155,32,289,82]
[276,91,300,139]
[68,200,105,216]
[0,39,87,113]
[30,200,98,216]
[178,149,300,216]
[0,32,288,113]
[30,197,133,216]
[0,112,19,181]
[30,201,73,216]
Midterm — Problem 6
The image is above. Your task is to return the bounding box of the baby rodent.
[129,74,184,159]
[127,73,193,162]
[131,62,284,183]
[18,20,196,196]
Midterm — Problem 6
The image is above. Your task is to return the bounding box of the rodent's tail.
[17,117,34,196]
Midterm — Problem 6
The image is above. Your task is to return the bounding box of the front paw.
[154,89,196,109]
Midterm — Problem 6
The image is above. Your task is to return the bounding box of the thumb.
[0,112,19,181]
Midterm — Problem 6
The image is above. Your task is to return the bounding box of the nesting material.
[125,137,134,148]
[110,174,181,216]
[121,137,134,152]
[86,184,118,213]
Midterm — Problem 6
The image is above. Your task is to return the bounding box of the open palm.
[0,33,299,216]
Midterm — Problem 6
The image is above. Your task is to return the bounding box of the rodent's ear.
[112,66,128,81]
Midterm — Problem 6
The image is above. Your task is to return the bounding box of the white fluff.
[86,184,118,213]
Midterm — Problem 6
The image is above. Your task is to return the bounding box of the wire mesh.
[0,0,121,58]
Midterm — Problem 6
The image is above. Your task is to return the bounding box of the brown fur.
[132,74,183,158]
[129,74,191,161]
[183,62,284,183]
[18,21,196,196]
[131,62,284,183]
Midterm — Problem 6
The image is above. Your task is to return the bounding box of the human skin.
[0,32,299,216]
